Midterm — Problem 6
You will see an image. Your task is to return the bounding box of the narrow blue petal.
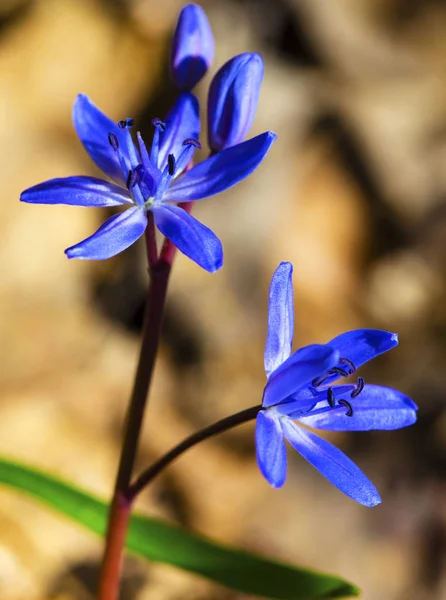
[72,95,128,185]
[263,344,340,409]
[152,204,222,272]
[264,262,294,377]
[157,93,200,170]
[282,420,381,507]
[255,411,287,488]
[65,207,147,260]
[20,176,132,207]
[298,384,418,431]
[328,329,399,373]
[166,131,277,202]
[171,4,214,90]
[137,132,161,183]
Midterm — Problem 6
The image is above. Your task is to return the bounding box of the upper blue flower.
[171,3,214,90]
[256,262,418,507]
[21,93,276,271]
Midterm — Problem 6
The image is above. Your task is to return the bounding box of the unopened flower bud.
[171,4,214,91]
[207,52,264,152]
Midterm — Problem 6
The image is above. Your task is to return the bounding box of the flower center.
[107,117,201,207]
[312,357,365,417]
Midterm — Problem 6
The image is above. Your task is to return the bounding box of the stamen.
[182,138,201,149]
[128,169,140,188]
[338,399,354,417]
[118,120,127,129]
[312,374,329,387]
[168,154,176,176]
[350,376,364,398]
[340,357,356,375]
[126,169,133,188]
[108,132,119,151]
[152,118,166,131]
[327,388,336,409]
[328,366,350,378]
[125,118,134,128]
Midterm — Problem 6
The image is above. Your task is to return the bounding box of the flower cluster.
[21,4,276,272]
[19,4,419,507]
[256,262,418,506]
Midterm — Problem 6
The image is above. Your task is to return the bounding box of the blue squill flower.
[171,3,214,90]
[256,262,418,506]
[21,93,276,271]
[208,52,264,152]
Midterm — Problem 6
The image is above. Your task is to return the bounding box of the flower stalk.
[128,404,262,500]
[98,227,174,600]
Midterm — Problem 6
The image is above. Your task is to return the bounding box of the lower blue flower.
[256,261,418,507]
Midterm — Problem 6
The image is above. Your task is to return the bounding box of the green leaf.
[0,457,359,599]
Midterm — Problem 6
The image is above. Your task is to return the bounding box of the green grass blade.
[0,457,359,599]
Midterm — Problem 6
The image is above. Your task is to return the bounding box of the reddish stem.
[98,227,173,600]
[97,493,131,600]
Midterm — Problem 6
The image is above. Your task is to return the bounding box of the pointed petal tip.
[266,131,278,143]
[276,260,293,273]
[64,247,80,259]
[364,492,382,508]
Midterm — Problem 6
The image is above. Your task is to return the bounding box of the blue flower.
[21,93,276,271]
[208,53,264,152]
[256,262,418,507]
[171,3,214,90]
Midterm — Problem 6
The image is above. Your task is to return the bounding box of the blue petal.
[20,176,132,207]
[157,93,200,170]
[298,384,418,431]
[152,204,223,272]
[171,4,214,90]
[282,420,381,507]
[255,411,287,488]
[328,329,399,375]
[65,207,147,260]
[264,262,294,377]
[263,344,340,408]
[72,95,128,185]
[166,131,277,202]
[208,53,264,151]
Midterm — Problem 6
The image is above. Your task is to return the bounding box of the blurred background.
[1,0,446,598]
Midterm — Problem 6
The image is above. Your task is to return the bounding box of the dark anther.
[108,132,119,151]
[338,399,354,417]
[328,366,350,378]
[327,388,336,409]
[312,374,329,387]
[128,169,140,188]
[339,357,356,375]
[125,118,134,128]
[182,138,201,149]
[351,376,365,398]
[168,154,176,176]
[118,120,127,129]
[152,118,166,131]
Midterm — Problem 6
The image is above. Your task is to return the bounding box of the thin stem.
[128,404,262,500]
[97,493,131,600]
[114,264,170,493]
[98,227,173,600]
